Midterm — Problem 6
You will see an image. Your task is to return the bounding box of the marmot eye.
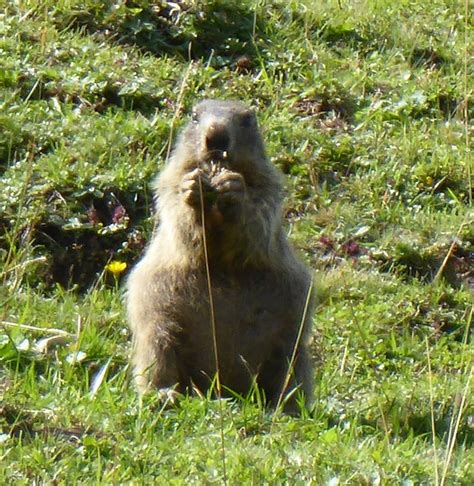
[240,113,254,128]
[191,111,199,123]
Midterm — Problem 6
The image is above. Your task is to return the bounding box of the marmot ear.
[240,111,256,128]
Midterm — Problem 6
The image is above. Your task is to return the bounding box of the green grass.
[1,0,472,483]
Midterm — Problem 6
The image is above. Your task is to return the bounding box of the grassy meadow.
[0,0,472,483]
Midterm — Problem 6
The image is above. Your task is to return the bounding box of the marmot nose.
[205,126,230,153]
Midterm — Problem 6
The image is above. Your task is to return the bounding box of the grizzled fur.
[126,100,314,411]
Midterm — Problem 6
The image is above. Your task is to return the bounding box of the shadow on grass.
[1,185,149,291]
[321,406,474,447]
[54,0,261,64]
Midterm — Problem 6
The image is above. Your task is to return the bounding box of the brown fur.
[126,100,314,411]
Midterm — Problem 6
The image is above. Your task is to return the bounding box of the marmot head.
[175,100,267,175]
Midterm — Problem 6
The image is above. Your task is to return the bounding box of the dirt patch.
[410,47,448,69]
[294,94,355,132]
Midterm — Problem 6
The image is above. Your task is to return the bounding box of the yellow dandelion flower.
[106,260,127,276]
[426,176,434,186]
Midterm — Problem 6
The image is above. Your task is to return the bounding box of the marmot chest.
[176,270,299,338]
